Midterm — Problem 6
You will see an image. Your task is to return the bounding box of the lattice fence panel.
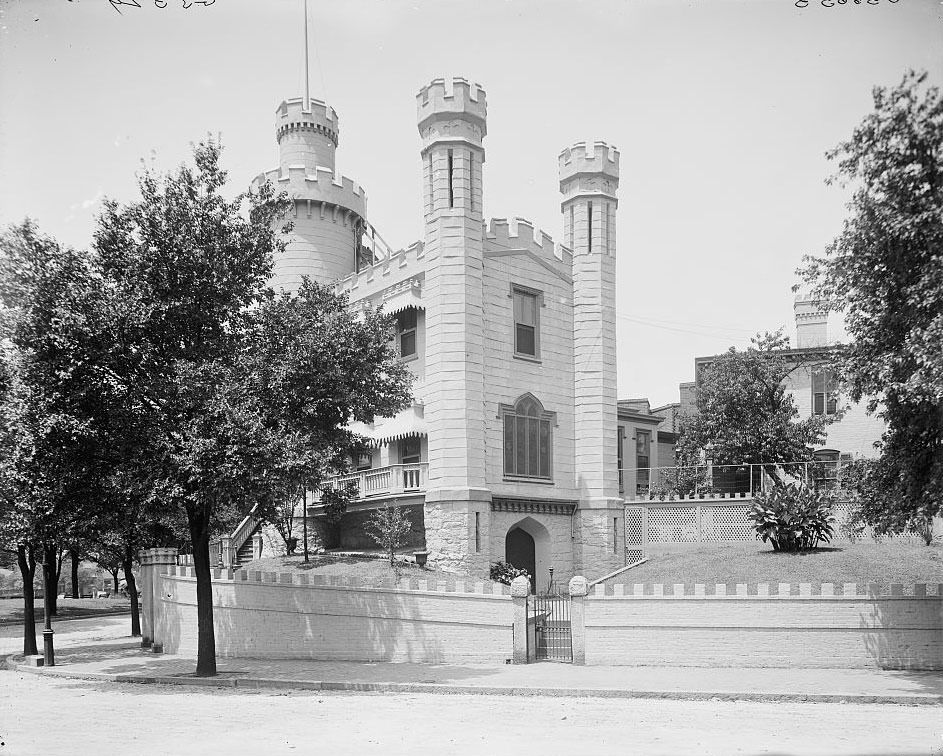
[700,505,753,541]
[647,507,698,543]
[624,506,647,564]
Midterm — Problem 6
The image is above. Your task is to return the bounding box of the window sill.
[512,352,542,364]
[399,353,419,363]
[502,476,554,485]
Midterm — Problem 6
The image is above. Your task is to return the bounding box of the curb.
[6,660,942,706]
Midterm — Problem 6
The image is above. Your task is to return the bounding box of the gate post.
[569,576,588,665]
[511,576,530,664]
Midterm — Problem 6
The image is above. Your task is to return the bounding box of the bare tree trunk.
[188,507,217,677]
[110,569,120,596]
[70,548,80,599]
[123,550,140,637]
[16,544,38,657]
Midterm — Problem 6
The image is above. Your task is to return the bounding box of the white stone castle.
[251,78,624,586]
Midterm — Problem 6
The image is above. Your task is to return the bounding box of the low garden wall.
[578,582,943,669]
[149,562,514,663]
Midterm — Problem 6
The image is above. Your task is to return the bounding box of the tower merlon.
[251,167,367,219]
[485,217,569,264]
[558,141,620,183]
[417,77,487,135]
[276,97,339,147]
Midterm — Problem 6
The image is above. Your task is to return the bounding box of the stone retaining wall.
[151,564,513,663]
[576,582,943,669]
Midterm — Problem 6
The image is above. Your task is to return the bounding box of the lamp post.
[41,546,55,666]
[548,566,554,595]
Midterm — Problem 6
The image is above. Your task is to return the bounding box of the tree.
[798,70,943,537]
[93,142,412,675]
[366,503,412,567]
[678,330,829,484]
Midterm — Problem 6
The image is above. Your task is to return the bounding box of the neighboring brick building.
[686,297,886,464]
[249,78,624,586]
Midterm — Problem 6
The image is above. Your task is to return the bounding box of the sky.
[1,0,940,407]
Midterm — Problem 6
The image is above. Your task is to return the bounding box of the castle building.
[252,78,625,586]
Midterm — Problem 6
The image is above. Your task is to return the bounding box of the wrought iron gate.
[529,592,572,662]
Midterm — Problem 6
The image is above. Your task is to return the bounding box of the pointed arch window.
[499,394,555,481]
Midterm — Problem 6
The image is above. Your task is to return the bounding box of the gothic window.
[397,308,418,359]
[812,368,837,415]
[501,394,554,481]
[512,286,540,358]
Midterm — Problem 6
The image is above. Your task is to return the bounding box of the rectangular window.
[636,430,651,494]
[399,436,421,465]
[447,149,454,208]
[355,452,372,471]
[617,427,625,493]
[812,369,837,416]
[397,308,417,358]
[468,150,474,212]
[513,288,539,358]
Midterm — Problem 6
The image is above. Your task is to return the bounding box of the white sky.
[1,0,940,407]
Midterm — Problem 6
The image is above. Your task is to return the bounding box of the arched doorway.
[505,527,536,589]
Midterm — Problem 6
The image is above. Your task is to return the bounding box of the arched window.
[499,394,555,481]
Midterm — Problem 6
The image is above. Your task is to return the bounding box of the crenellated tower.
[417,77,490,573]
[252,97,366,291]
[560,141,623,577]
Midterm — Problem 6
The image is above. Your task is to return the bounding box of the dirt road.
[1,671,940,756]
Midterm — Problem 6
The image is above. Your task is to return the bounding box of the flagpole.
[303,0,310,105]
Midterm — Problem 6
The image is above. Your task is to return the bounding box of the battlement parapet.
[559,140,620,182]
[417,77,487,136]
[276,97,339,146]
[252,165,367,216]
[485,217,572,266]
[335,239,426,298]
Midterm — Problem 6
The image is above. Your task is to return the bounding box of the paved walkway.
[6,620,942,705]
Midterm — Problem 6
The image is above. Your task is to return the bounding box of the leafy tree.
[678,330,829,485]
[0,220,121,650]
[798,70,943,537]
[366,503,412,567]
[93,142,411,676]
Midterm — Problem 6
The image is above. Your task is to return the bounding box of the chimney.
[794,298,828,349]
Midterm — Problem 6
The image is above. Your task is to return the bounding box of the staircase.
[208,504,261,570]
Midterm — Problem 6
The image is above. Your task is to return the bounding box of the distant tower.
[794,297,829,348]
[559,141,623,577]
[416,77,489,573]
[252,97,367,291]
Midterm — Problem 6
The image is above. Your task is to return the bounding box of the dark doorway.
[506,527,536,590]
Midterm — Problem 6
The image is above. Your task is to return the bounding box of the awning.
[348,404,425,446]
[381,278,424,315]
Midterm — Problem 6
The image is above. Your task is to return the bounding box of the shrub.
[489,561,530,586]
[748,483,835,551]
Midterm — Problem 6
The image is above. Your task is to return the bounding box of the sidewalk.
[6,632,942,705]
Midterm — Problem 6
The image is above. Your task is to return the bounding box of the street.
[1,671,941,756]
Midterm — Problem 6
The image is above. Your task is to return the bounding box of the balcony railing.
[317,463,428,501]
[624,461,844,501]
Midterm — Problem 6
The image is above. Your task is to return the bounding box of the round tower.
[253,97,366,291]
[559,141,623,578]
[276,97,338,172]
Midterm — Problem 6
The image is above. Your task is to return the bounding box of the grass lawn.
[0,597,130,625]
[607,541,943,591]
[239,552,503,589]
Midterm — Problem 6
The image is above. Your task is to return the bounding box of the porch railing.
[317,463,428,500]
[624,461,844,501]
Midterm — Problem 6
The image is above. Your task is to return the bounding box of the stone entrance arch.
[504,517,551,593]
